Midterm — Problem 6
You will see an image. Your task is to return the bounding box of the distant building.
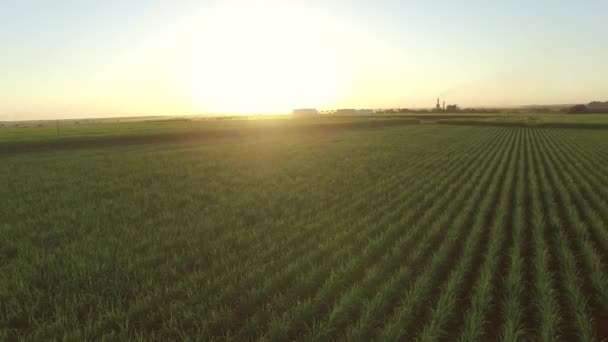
[433,98,459,112]
[292,108,318,115]
[356,109,374,115]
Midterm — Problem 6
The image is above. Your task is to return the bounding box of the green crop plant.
[3,116,608,340]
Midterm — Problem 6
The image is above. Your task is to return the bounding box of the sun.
[171,2,352,114]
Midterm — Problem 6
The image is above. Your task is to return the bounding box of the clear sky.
[1,0,607,120]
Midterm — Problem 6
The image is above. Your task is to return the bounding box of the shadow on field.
[0,118,420,155]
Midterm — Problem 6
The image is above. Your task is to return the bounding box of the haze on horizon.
[1,0,607,121]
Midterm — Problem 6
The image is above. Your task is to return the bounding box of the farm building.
[292,108,318,115]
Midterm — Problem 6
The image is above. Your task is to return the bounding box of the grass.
[2,115,608,340]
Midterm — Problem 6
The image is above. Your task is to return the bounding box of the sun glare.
[172,3,353,114]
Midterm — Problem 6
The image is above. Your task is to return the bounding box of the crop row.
[3,125,608,341]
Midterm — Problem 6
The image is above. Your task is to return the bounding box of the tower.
[436,98,441,110]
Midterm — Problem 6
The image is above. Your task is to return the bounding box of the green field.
[2,115,608,340]
[438,113,608,129]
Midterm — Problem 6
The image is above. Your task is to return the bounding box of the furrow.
[455,128,522,342]
[302,128,515,342]
[121,127,496,334]
[542,128,608,258]
[373,128,517,341]
[197,129,507,338]
[527,128,560,342]
[414,128,519,342]
[533,128,608,341]
[243,128,512,341]
[499,128,529,341]
[530,128,595,341]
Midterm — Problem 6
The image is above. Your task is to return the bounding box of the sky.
[1,0,607,120]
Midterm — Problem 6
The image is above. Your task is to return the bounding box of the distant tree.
[568,104,589,114]
[588,101,608,113]
[531,107,551,113]
[588,101,608,108]
[446,104,460,112]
